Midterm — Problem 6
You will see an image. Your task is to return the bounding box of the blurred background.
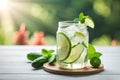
[0,0,120,46]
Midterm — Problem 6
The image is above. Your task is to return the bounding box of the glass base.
[58,61,88,69]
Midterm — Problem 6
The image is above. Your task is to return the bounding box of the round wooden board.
[43,62,104,75]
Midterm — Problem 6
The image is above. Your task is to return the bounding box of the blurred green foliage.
[0,30,5,44]
[92,35,111,46]
[0,0,120,45]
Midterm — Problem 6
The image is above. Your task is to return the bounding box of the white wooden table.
[0,46,120,80]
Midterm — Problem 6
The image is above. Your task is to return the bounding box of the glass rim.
[58,21,87,29]
[59,21,78,24]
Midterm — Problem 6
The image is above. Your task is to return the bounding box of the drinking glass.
[56,21,89,69]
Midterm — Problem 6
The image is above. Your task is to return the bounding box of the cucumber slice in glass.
[63,43,84,63]
[57,32,71,61]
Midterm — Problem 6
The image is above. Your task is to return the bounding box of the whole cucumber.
[27,53,43,61]
[32,56,48,69]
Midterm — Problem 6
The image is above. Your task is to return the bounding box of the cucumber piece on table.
[27,53,43,61]
[48,54,56,64]
[32,56,48,69]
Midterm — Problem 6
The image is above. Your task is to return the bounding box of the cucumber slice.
[57,32,71,61]
[63,43,84,63]
[75,32,85,38]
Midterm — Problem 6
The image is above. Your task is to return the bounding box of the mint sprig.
[41,49,54,58]
[88,44,103,68]
[88,44,102,59]
[73,12,87,23]
[73,12,95,28]
[79,12,85,23]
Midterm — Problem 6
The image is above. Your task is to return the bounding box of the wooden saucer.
[43,62,104,75]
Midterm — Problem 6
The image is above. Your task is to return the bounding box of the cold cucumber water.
[56,21,89,69]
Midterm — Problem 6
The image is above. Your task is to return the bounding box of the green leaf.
[41,49,55,58]
[27,52,43,61]
[48,50,54,54]
[79,12,84,20]
[73,18,79,21]
[93,52,102,58]
[47,50,55,57]
[41,49,49,57]
[88,44,96,59]
[79,12,85,23]
[42,49,48,54]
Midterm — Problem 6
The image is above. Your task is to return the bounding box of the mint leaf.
[88,44,96,59]
[27,52,43,61]
[47,50,55,57]
[79,12,84,20]
[41,49,55,58]
[79,12,85,23]
[48,50,54,54]
[88,44,102,59]
[42,49,48,54]
[41,49,49,57]
[93,52,102,58]
[73,12,85,23]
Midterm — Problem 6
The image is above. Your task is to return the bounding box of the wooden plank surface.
[0,74,120,80]
[0,46,120,80]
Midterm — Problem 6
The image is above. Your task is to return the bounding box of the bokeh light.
[0,0,9,11]
[93,0,111,17]
[0,0,119,45]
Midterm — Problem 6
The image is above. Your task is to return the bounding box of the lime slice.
[85,17,95,28]
[57,32,71,61]
[75,31,85,38]
[63,43,84,63]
